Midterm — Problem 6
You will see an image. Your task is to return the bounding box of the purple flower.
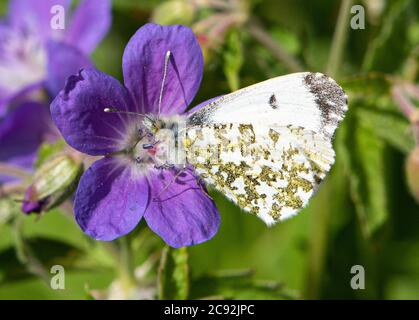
[0,101,56,182]
[0,0,111,107]
[0,0,111,180]
[51,23,220,248]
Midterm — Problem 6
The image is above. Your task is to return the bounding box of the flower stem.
[120,237,133,274]
[101,238,136,286]
[326,0,354,77]
[247,20,303,73]
[305,0,353,299]
[12,216,50,283]
[305,180,332,298]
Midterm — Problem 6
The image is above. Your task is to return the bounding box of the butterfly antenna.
[104,108,144,116]
[104,108,155,123]
[157,51,171,119]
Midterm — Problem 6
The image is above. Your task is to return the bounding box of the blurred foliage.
[158,246,189,299]
[1,0,419,300]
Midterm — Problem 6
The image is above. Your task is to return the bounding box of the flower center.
[0,27,47,93]
[124,114,187,171]
[132,128,159,164]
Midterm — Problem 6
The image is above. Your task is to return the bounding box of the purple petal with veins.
[51,23,221,246]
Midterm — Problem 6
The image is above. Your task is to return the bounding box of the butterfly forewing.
[188,72,347,139]
[185,72,347,224]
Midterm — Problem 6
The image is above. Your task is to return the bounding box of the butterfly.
[179,72,348,225]
[113,70,347,226]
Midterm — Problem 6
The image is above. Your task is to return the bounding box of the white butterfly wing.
[188,72,348,139]
[185,72,347,224]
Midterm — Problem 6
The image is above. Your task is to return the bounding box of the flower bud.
[406,147,419,203]
[151,0,195,26]
[22,155,83,214]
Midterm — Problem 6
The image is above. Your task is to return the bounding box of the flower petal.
[8,0,70,41]
[144,168,220,248]
[74,157,149,241]
[0,102,52,182]
[46,40,92,97]
[0,87,9,117]
[0,81,45,118]
[122,23,203,115]
[51,68,137,156]
[0,25,47,110]
[65,0,112,54]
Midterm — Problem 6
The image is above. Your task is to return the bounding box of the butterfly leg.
[190,169,213,201]
[152,167,187,201]
[152,166,213,202]
[196,176,213,201]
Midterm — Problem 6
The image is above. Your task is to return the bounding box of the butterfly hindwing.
[185,72,347,224]
[184,124,335,224]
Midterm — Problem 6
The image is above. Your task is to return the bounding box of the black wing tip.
[303,72,348,137]
[303,72,347,108]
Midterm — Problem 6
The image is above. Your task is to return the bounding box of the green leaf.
[158,246,189,300]
[223,30,243,92]
[34,140,66,170]
[0,269,114,299]
[341,73,393,97]
[343,113,390,237]
[112,0,161,11]
[356,107,414,154]
[0,2,6,15]
[190,269,297,300]
[0,236,84,283]
[363,0,414,72]
[341,73,414,154]
[20,210,88,250]
[271,27,301,55]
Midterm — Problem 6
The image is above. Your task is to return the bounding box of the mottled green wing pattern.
[184,124,335,225]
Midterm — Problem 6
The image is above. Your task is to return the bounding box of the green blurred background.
[1,0,419,299]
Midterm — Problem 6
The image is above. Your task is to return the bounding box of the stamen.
[157,50,171,118]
